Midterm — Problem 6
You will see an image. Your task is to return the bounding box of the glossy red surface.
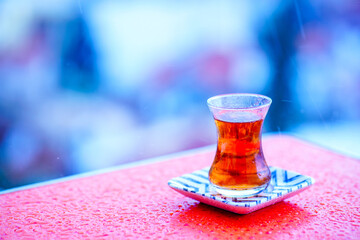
[0,135,359,239]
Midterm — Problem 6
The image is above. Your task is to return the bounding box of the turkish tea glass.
[207,93,272,197]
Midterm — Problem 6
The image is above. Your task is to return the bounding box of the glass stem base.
[211,183,270,198]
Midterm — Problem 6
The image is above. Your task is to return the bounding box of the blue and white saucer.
[168,166,315,214]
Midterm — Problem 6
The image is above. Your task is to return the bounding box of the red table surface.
[0,135,359,239]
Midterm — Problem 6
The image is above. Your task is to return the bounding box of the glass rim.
[207,93,272,110]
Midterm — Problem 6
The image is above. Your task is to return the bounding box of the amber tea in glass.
[207,93,272,197]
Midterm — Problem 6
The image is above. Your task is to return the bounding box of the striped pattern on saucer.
[168,166,315,214]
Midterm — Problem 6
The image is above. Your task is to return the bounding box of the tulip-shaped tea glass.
[207,93,272,197]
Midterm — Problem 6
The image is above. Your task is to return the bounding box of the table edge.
[0,144,216,195]
[2,133,358,195]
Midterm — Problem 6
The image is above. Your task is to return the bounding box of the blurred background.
[0,0,359,190]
